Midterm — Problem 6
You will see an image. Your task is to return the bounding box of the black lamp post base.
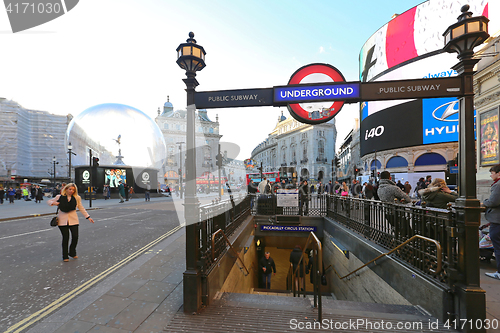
[453,285,486,333]
[183,269,202,313]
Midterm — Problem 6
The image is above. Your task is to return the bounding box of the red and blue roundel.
[287,63,346,125]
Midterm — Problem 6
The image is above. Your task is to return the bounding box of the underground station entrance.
[167,194,470,332]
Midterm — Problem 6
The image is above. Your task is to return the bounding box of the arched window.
[370,160,382,170]
[386,156,408,168]
[415,153,446,166]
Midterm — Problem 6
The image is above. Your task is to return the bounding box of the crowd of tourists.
[0,184,63,204]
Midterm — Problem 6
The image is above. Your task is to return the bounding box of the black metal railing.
[249,193,458,288]
[250,193,328,216]
[196,194,251,276]
[327,196,456,287]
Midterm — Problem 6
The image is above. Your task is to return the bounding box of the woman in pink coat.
[48,183,94,262]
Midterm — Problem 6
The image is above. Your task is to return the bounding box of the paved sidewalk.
[26,225,187,333]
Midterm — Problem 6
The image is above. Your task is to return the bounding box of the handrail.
[330,235,442,280]
[211,229,250,276]
[289,232,323,321]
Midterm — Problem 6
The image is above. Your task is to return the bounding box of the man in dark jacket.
[299,180,309,216]
[259,252,276,289]
[482,164,500,280]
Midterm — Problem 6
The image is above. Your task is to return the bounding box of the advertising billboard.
[104,169,127,188]
[359,0,498,156]
[480,107,500,166]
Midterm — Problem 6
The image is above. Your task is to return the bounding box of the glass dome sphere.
[66,103,166,168]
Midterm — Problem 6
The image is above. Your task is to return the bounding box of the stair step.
[165,293,457,332]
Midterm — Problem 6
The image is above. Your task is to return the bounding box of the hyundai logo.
[432,101,459,122]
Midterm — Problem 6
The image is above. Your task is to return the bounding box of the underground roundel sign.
[286,63,347,125]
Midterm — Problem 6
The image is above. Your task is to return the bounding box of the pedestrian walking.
[0,186,4,204]
[103,185,109,200]
[7,187,15,203]
[129,185,134,199]
[35,185,44,203]
[259,252,276,289]
[47,183,94,262]
[22,187,28,200]
[396,180,405,191]
[118,181,125,203]
[404,181,412,195]
[290,245,305,291]
[145,184,151,201]
[481,164,500,281]
[299,180,309,216]
[364,181,374,199]
[124,183,129,201]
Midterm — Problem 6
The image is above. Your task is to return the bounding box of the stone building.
[475,35,500,201]
[154,97,222,187]
[0,98,70,185]
[250,112,337,185]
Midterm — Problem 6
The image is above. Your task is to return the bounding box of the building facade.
[475,35,500,201]
[250,112,336,185]
[0,98,71,185]
[154,98,222,187]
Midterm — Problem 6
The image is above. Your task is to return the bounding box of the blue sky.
[0,0,427,158]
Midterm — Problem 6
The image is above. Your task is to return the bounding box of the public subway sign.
[193,63,465,125]
[361,77,463,101]
[194,88,273,109]
[260,225,317,232]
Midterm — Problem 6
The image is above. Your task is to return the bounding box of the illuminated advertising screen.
[360,100,422,156]
[359,0,498,156]
[104,169,127,188]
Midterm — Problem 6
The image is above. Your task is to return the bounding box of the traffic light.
[371,169,375,178]
[354,166,359,175]
[92,157,99,167]
[335,157,340,168]
[216,153,223,168]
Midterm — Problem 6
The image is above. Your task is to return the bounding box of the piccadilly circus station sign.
[194,63,464,124]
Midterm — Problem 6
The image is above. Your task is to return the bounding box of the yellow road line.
[5,224,183,333]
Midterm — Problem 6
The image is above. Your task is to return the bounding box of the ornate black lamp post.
[52,156,59,186]
[177,32,206,313]
[176,141,185,199]
[67,142,76,182]
[442,5,489,328]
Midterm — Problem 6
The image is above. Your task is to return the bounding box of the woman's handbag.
[50,207,59,227]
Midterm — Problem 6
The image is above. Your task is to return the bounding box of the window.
[164,123,169,129]
[318,141,324,158]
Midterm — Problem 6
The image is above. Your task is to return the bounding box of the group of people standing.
[0,185,49,204]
